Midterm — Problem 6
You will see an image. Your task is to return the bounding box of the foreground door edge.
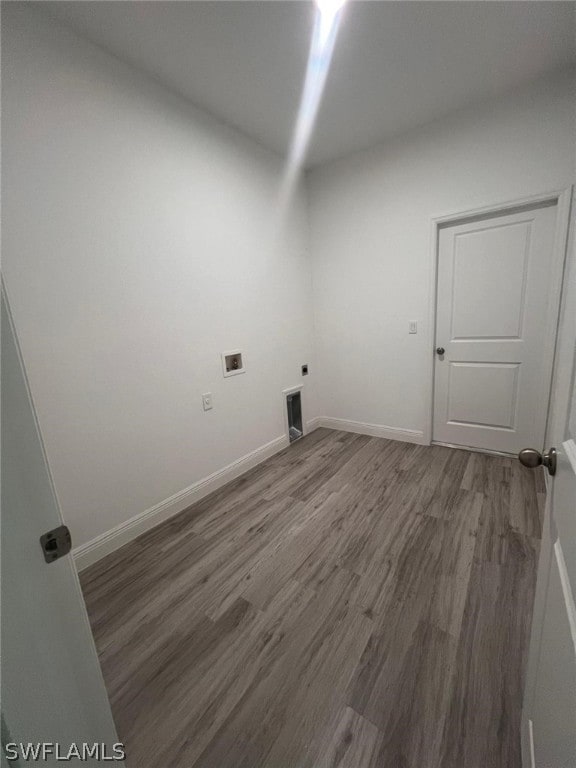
[1,281,124,764]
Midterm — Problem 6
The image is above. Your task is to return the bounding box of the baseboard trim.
[73,434,289,571]
[305,417,322,433]
[317,417,427,445]
[74,417,425,571]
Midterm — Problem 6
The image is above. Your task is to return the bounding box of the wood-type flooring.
[81,428,544,768]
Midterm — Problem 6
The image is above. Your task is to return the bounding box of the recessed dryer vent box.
[222,350,245,377]
[286,390,303,443]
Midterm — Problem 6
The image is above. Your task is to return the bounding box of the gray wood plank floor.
[80,428,544,768]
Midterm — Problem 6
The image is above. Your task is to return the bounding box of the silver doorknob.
[518,447,557,476]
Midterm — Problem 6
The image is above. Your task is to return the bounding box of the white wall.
[308,70,575,441]
[2,5,316,550]
[3,3,575,561]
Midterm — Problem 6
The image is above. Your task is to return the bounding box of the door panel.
[433,203,559,454]
[523,441,576,768]
[521,237,576,768]
[1,285,123,762]
[451,221,530,339]
[531,536,576,767]
[447,362,519,428]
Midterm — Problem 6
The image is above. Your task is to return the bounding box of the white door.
[1,284,124,764]
[521,348,576,763]
[433,202,561,454]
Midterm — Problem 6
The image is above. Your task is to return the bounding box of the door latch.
[40,525,72,563]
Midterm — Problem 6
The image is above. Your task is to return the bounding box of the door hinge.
[40,525,72,563]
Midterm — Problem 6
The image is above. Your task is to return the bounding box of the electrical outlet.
[409,321,418,334]
[202,393,213,411]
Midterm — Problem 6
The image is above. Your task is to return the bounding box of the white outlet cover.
[202,393,213,411]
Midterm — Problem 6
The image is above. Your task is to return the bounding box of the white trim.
[73,434,288,571]
[554,538,576,658]
[74,413,425,571]
[317,417,426,444]
[528,719,536,768]
[563,438,576,476]
[306,417,322,433]
[425,215,440,446]
[282,385,304,396]
[430,188,571,230]
[542,189,573,448]
[425,187,573,449]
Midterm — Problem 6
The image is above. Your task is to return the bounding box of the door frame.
[423,187,573,449]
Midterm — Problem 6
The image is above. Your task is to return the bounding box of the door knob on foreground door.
[436,347,445,355]
[518,447,557,476]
